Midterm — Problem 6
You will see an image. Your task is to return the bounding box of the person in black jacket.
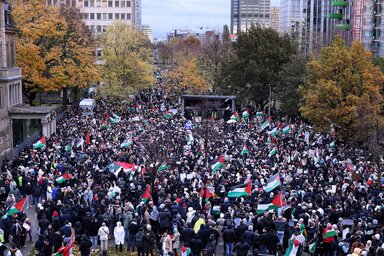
[35,235,45,256]
[242,226,255,250]
[89,217,100,252]
[223,225,236,256]
[234,238,250,256]
[128,219,139,252]
[198,224,210,248]
[79,234,92,256]
[190,234,203,256]
[158,206,171,235]
[182,225,195,246]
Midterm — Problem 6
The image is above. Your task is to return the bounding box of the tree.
[300,36,384,144]
[276,54,309,116]
[199,38,232,93]
[13,0,67,105]
[219,25,296,107]
[222,24,230,42]
[13,0,99,105]
[166,57,210,94]
[58,6,100,106]
[99,23,155,99]
[156,41,171,65]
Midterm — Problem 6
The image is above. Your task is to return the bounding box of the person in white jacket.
[113,221,125,252]
[98,222,109,252]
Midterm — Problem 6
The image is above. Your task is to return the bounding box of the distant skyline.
[142,0,280,39]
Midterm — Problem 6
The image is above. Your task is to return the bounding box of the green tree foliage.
[276,54,309,116]
[99,23,155,99]
[220,25,296,107]
[222,24,230,42]
[300,36,384,144]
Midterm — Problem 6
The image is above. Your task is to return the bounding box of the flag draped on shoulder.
[33,136,46,149]
[211,155,224,173]
[227,182,252,198]
[2,198,26,218]
[263,173,281,192]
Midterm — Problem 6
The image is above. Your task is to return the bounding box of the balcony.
[335,24,351,30]
[0,67,22,81]
[327,13,343,19]
[332,1,348,7]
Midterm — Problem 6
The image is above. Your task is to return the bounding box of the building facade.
[142,24,153,43]
[46,0,137,33]
[270,7,280,31]
[280,0,352,53]
[0,2,22,156]
[230,0,271,34]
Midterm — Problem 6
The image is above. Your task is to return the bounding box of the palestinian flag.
[110,113,121,124]
[120,137,133,148]
[65,145,71,152]
[242,110,250,118]
[33,136,46,149]
[296,127,303,140]
[158,163,168,172]
[230,112,239,120]
[267,127,278,136]
[165,111,173,120]
[263,173,281,192]
[257,192,286,214]
[141,185,151,203]
[285,234,306,256]
[268,148,277,157]
[259,120,270,132]
[309,242,316,254]
[323,229,337,238]
[205,188,213,201]
[56,173,73,184]
[101,117,110,129]
[2,198,26,218]
[256,111,264,117]
[108,162,137,176]
[212,205,221,215]
[135,104,141,112]
[181,246,191,256]
[211,155,224,173]
[227,181,252,198]
[282,125,290,134]
[241,145,249,155]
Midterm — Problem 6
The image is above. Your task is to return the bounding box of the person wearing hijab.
[160,231,173,256]
[114,221,125,252]
[98,222,110,252]
[172,228,181,256]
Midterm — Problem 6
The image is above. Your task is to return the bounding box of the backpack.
[136,231,144,244]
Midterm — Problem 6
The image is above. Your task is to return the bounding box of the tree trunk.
[28,92,37,106]
[62,87,68,108]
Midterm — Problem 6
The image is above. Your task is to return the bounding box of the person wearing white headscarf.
[114,221,125,252]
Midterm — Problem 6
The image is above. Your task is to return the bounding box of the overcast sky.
[142,0,280,39]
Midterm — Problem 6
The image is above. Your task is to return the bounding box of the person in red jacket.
[55,238,74,256]
[323,223,336,256]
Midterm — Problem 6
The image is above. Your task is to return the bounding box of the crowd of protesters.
[0,88,383,256]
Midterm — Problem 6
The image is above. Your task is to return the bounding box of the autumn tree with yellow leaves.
[300,36,384,145]
[13,0,99,105]
[98,23,155,100]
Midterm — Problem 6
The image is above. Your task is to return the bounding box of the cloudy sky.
[142,0,279,39]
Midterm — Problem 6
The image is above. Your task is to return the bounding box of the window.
[97,13,101,19]
[102,26,106,32]
[84,0,89,6]
[83,13,89,19]
[90,13,95,19]
[115,0,119,7]
[97,25,102,32]
[96,0,101,6]
[90,25,95,32]
[115,13,119,19]
[102,13,107,19]
[90,0,94,6]
[71,0,76,6]
[108,13,113,19]
[121,0,125,7]
[126,13,131,19]
[108,0,112,6]
[126,0,130,7]
[120,13,125,19]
